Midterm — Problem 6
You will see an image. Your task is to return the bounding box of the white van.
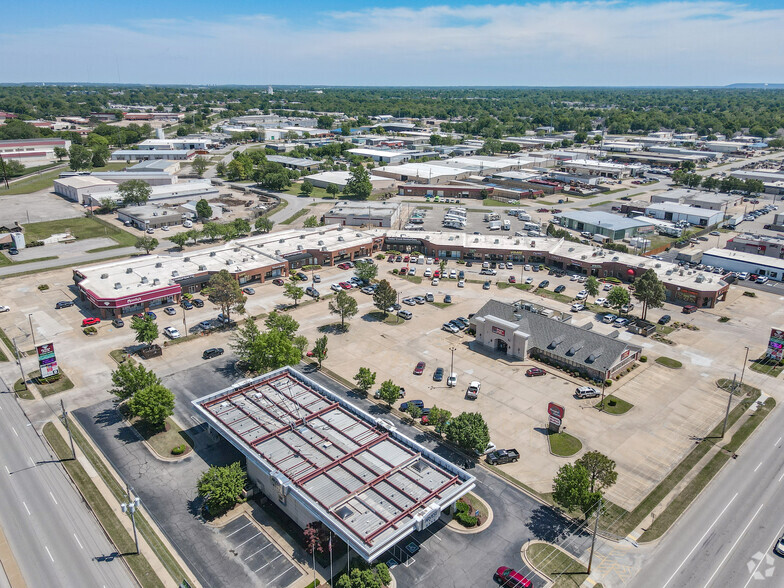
[417,255,425,265]
[502,220,511,231]
[484,212,500,222]
[517,212,531,222]
[182,220,193,228]
[523,221,540,232]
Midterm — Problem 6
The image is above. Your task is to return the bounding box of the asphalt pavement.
[0,377,135,587]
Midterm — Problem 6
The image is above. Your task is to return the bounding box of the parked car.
[658,314,671,325]
[458,280,465,288]
[55,300,74,309]
[272,278,285,286]
[524,277,533,285]
[180,300,193,310]
[483,281,491,290]
[525,367,546,377]
[81,317,101,327]
[774,535,784,557]
[146,311,157,320]
[602,314,617,324]
[486,449,520,465]
[8,248,18,255]
[192,298,204,308]
[576,386,600,399]
[305,286,320,298]
[570,303,585,312]
[198,320,213,330]
[466,381,481,399]
[595,297,607,306]
[447,373,458,387]
[475,441,497,456]
[413,361,426,375]
[575,290,588,300]
[242,287,255,295]
[163,326,181,339]
[296,272,308,281]
[112,318,124,328]
[554,284,566,293]
[397,309,413,320]
[508,276,516,284]
[163,307,176,316]
[202,347,224,360]
[538,280,550,289]
[620,303,635,313]
[339,282,352,290]
[614,317,630,327]
[442,322,459,333]
[400,400,425,412]
[433,367,444,381]
[444,294,452,304]
[431,278,440,286]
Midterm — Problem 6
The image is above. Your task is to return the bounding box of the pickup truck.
[466,381,481,400]
[486,449,520,465]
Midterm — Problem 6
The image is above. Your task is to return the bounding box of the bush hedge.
[171,444,186,455]
[454,512,478,527]
[640,356,648,363]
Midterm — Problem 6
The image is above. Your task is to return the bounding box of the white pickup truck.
[466,381,481,399]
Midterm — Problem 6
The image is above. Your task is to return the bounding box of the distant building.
[0,138,71,164]
[304,170,395,191]
[53,176,118,204]
[555,211,655,239]
[266,155,320,172]
[645,203,724,227]
[701,248,784,281]
[371,163,472,184]
[323,201,402,228]
[397,184,493,199]
[347,148,421,164]
[110,149,193,162]
[116,205,188,230]
[92,180,218,207]
[725,234,784,260]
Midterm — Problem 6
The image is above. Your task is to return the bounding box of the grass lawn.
[263,198,289,218]
[595,395,634,415]
[13,378,34,400]
[280,208,310,225]
[0,252,59,268]
[457,493,489,519]
[657,324,676,335]
[723,398,776,453]
[655,356,683,369]
[588,200,614,207]
[716,378,760,397]
[429,301,451,309]
[43,423,165,588]
[389,271,423,284]
[482,198,516,207]
[536,289,574,305]
[527,543,589,588]
[0,326,14,356]
[121,405,194,458]
[547,431,583,457]
[0,344,6,362]
[27,370,74,397]
[367,310,404,325]
[23,216,137,248]
[748,356,784,378]
[0,168,65,195]
[282,185,333,199]
[496,282,533,291]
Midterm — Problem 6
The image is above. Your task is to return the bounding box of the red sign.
[548,402,565,420]
[492,326,506,337]
[82,284,181,308]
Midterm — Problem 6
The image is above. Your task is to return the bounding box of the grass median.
[527,543,590,588]
[42,423,165,588]
[547,432,582,457]
[595,395,634,415]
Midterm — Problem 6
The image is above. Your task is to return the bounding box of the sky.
[2,1,784,86]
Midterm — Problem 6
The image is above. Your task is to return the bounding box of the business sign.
[767,328,784,361]
[82,284,181,309]
[36,342,59,378]
[548,402,565,420]
[621,349,631,361]
[492,326,506,337]
[549,415,562,427]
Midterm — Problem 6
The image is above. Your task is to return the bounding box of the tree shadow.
[317,323,348,335]
[525,505,589,546]
[94,407,123,428]
[361,311,386,322]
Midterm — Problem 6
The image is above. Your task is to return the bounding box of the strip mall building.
[74,226,728,317]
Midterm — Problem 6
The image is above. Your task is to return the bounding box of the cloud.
[1,1,783,85]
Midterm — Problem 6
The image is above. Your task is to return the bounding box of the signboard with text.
[548,402,565,420]
[36,342,59,379]
[767,328,784,361]
[492,326,506,337]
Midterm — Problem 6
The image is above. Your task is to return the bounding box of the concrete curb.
[445,493,494,535]
[520,540,555,587]
[546,431,584,459]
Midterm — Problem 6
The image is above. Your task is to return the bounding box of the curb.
[445,493,494,535]
[520,541,554,586]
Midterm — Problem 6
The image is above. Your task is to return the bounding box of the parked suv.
[576,386,600,399]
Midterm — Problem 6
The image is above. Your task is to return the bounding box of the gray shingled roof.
[473,299,641,374]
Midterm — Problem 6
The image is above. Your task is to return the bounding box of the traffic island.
[522,541,598,588]
[594,395,634,415]
[446,492,493,534]
[655,356,682,369]
[26,369,74,397]
[546,431,583,458]
[13,377,34,400]
[119,404,194,461]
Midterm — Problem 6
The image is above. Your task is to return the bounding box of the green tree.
[134,236,158,254]
[197,462,247,516]
[702,176,719,191]
[354,260,378,284]
[264,311,300,338]
[255,216,274,233]
[215,161,228,177]
[201,221,223,241]
[344,165,372,200]
[53,146,68,161]
[445,412,490,454]
[328,290,358,329]
[91,147,109,168]
[312,335,328,369]
[300,180,314,196]
[168,232,189,249]
[552,463,602,519]
[428,406,452,434]
[607,286,630,314]
[406,404,422,421]
[130,315,159,346]
[671,169,686,186]
[68,144,93,171]
[575,451,618,493]
[232,217,251,236]
[195,199,213,220]
[303,215,320,228]
[316,115,334,130]
[326,183,340,197]
[192,155,208,177]
[378,379,401,407]
[252,329,302,372]
[230,319,263,367]
[128,383,174,429]
[353,367,376,394]
[203,269,246,322]
[117,179,152,206]
[632,268,666,321]
[585,276,600,299]
[373,279,397,317]
[110,362,161,401]
[283,282,304,307]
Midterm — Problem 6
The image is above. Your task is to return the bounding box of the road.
[631,396,784,588]
[0,378,135,587]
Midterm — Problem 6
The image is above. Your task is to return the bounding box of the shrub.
[28,240,44,247]
[605,379,613,387]
[182,293,193,300]
[37,284,49,291]
[392,269,399,274]
[640,356,648,363]
[375,563,392,585]
[718,316,730,323]
[375,254,385,260]
[454,512,478,527]
[743,291,757,298]
[455,501,470,514]
[83,326,97,335]
[171,444,186,455]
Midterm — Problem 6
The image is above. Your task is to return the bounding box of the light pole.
[587,496,602,574]
[121,485,141,554]
[28,314,37,350]
[738,346,750,395]
[449,346,456,385]
[12,337,27,391]
[60,399,76,459]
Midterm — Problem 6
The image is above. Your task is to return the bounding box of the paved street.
[0,378,134,588]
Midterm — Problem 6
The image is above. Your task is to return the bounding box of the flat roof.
[267,155,320,167]
[112,149,192,156]
[556,210,654,231]
[702,248,784,271]
[376,163,471,178]
[326,201,401,217]
[646,202,723,218]
[53,176,117,189]
[348,148,418,158]
[192,367,474,560]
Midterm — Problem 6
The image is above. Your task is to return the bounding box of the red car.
[272,278,285,286]
[82,317,101,327]
[337,263,350,270]
[495,566,532,587]
[414,361,426,375]
[339,282,353,289]
[421,414,430,425]
[387,255,395,262]
[537,207,549,213]
[525,367,546,377]
[682,305,698,314]
[508,276,516,283]
[403,256,410,262]
[399,267,408,275]
[433,270,441,278]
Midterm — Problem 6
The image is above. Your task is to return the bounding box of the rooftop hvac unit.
[184,257,190,262]
[318,241,324,246]
[338,236,344,241]
[234,247,241,252]
[100,273,109,279]
[275,250,281,255]
[494,239,500,244]
[297,245,303,250]
[210,251,216,257]
[126,267,133,274]
[198,265,206,271]
[321,247,327,251]
[226,259,233,265]
[300,235,305,239]
[612,256,620,261]
[172,270,179,277]
[568,247,574,252]
[153,278,160,285]
[141,276,148,284]
[655,263,662,268]
[114,282,122,289]
[279,239,285,243]
[155,262,162,268]
[356,233,362,237]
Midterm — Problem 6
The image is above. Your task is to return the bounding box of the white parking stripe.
[269,565,295,584]
[244,543,273,560]
[235,531,261,549]
[254,552,283,573]
[224,522,251,538]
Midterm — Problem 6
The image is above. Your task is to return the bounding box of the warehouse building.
[725,234,784,260]
[192,367,475,562]
[304,171,395,191]
[555,211,655,240]
[124,160,181,174]
[116,206,189,230]
[90,180,218,207]
[266,155,321,172]
[53,176,118,203]
[397,184,493,199]
[649,189,742,210]
[371,163,472,184]
[645,203,724,227]
[111,149,193,162]
[0,138,71,164]
[559,159,640,179]
[347,148,422,164]
[701,248,784,281]
[323,201,402,228]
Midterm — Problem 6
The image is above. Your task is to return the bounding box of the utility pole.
[587,496,602,574]
[60,399,76,459]
[450,346,456,384]
[28,314,37,350]
[738,346,750,395]
[12,339,27,392]
[599,376,607,411]
[721,374,736,438]
[121,484,140,554]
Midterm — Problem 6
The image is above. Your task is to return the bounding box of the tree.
[68,144,93,171]
[232,217,251,236]
[254,329,302,373]
[575,451,618,494]
[203,269,246,322]
[353,367,376,394]
[702,176,719,191]
[201,221,223,241]
[128,383,174,429]
[117,179,152,206]
[283,282,304,307]
[231,318,263,367]
[134,236,158,254]
[255,216,274,233]
[303,215,320,228]
[300,180,314,196]
[197,462,247,516]
[110,362,161,401]
[354,260,378,284]
[168,232,189,249]
[326,183,340,197]
[552,463,602,519]
[130,315,159,346]
[53,146,68,161]
[428,406,452,434]
[344,165,372,200]
[195,199,213,220]
[264,311,300,338]
[406,404,422,421]
[316,115,334,130]
[328,290,358,329]
[607,286,630,314]
[378,379,401,407]
[445,412,490,454]
[312,335,328,369]
[373,280,397,317]
[215,161,228,177]
[585,276,600,299]
[632,269,666,321]
[192,155,208,177]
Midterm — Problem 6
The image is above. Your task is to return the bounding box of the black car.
[192,298,204,308]
[465,261,473,267]
[658,315,671,325]
[538,280,550,289]
[296,272,308,281]
[112,318,124,328]
[202,347,224,360]
[444,294,452,304]
[455,317,470,328]
[180,300,193,310]
[433,367,444,381]
[305,286,320,298]
[400,400,425,412]
[8,248,18,255]
[55,300,74,309]
[554,285,566,293]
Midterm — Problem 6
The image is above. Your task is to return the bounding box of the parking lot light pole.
[12,338,27,391]
[738,346,750,395]
[121,485,141,554]
[587,496,602,574]
[28,314,37,350]
[450,346,456,383]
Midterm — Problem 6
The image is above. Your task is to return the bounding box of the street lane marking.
[45,546,53,562]
[662,492,738,588]
[49,492,57,505]
[754,462,763,472]
[11,427,17,437]
[776,437,782,445]
[703,502,764,588]
[779,471,784,483]
[29,456,35,467]
[73,534,83,549]
[4,466,8,475]
[742,521,784,588]
[22,502,30,515]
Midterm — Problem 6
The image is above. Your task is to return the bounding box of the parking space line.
[269,565,296,584]
[254,552,283,573]
[224,521,251,538]
[244,542,273,560]
[235,531,261,549]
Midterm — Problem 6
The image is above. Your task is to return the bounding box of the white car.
[427,258,434,264]
[525,276,534,284]
[431,278,440,286]
[424,268,432,278]
[161,225,169,231]
[449,269,457,279]
[458,280,465,288]
[524,264,532,271]
[595,297,607,306]
[570,275,579,281]
[506,262,513,269]
[408,267,417,275]
[447,373,458,387]
[331,283,342,292]
[475,441,497,456]
[571,303,585,312]
[575,290,588,300]
[603,283,612,291]
[0,305,9,313]
[738,272,749,280]
[442,323,459,333]
[163,326,181,339]
[466,381,481,399]
[403,298,416,306]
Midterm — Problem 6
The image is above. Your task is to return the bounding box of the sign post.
[548,402,565,433]
[767,328,784,361]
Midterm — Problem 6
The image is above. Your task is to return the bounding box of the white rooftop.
[53,176,117,189]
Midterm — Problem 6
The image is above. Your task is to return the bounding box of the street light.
[28,314,37,350]
[12,336,28,391]
[121,487,141,554]
[449,346,456,385]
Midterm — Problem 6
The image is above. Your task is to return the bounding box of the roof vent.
[318,240,324,246]
[126,267,133,274]
[297,245,303,250]
[198,264,206,271]
[172,270,179,277]
[275,249,281,255]
[612,256,620,261]
[321,247,327,251]
[279,239,285,243]
[356,233,362,237]
[100,273,108,279]
[141,276,148,284]
[114,282,122,289]
[153,278,160,285]
[300,235,305,239]
[184,257,190,262]
[155,262,162,268]
[210,251,216,257]
[226,259,233,265]
[338,236,344,241]
[568,247,574,252]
